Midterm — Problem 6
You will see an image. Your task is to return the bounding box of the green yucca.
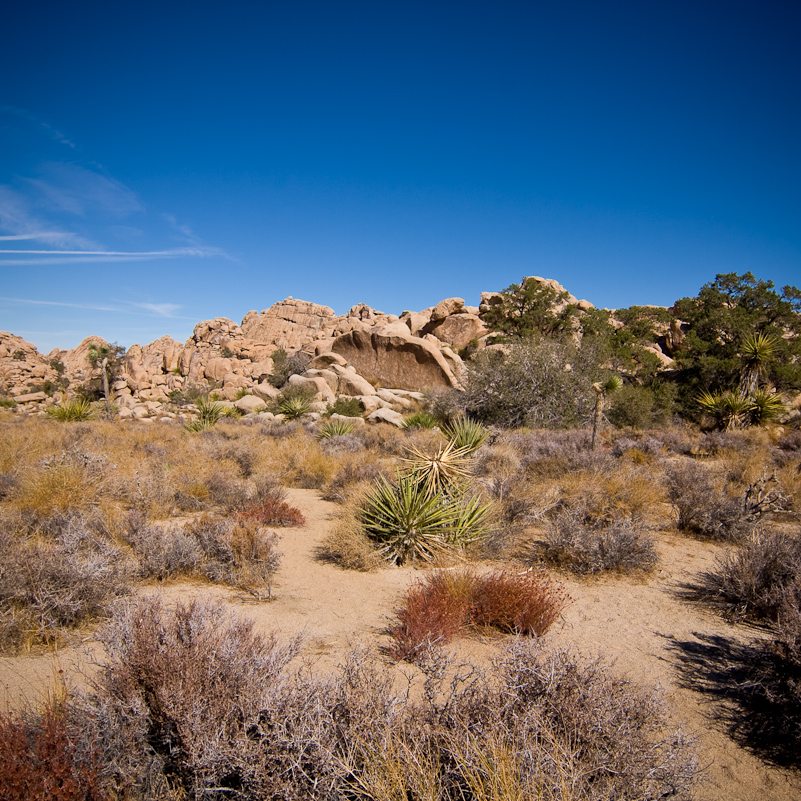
[747,388,785,426]
[697,390,752,431]
[277,394,311,420]
[45,398,95,422]
[739,332,781,396]
[442,417,489,454]
[402,411,440,430]
[317,418,355,439]
[358,473,490,565]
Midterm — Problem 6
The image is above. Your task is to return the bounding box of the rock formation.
[0,277,688,423]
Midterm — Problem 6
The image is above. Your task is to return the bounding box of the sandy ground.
[2,487,799,800]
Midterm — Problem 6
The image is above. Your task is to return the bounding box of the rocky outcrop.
[241,298,338,352]
[1,275,687,423]
[331,322,462,391]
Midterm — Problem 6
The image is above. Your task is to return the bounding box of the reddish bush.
[389,569,570,662]
[389,573,471,660]
[237,497,306,527]
[471,570,569,635]
[0,697,107,801]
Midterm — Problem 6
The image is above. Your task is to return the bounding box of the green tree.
[672,272,801,413]
[482,278,580,340]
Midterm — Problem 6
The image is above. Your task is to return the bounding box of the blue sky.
[1,0,799,353]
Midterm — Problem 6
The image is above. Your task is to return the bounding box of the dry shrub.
[73,600,697,800]
[699,528,801,621]
[0,696,107,801]
[0,523,132,652]
[188,516,282,599]
[87,598,301,800]
[125,517,204,580]
[389,568,570,661]
[541,507,659,575]
[237,496,305,527]
[666,459,788,542]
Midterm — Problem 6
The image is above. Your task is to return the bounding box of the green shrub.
[317,419,355,439]
[0,397,16,409]
[325,397,363,417]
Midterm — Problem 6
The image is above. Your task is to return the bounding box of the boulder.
[308,352,348,369]
[366,408,406,427]
[331,324,462,391]
[430,297,464,322]
[241,298,338,352]
[287,374,336,403]
[205,358,232,382]
[12,391,47,403]
[234,395,265,414]
[422,313,487,350]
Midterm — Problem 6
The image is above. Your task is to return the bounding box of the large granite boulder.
[331,323,462,390]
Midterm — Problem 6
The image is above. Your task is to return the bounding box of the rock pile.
[0,278,680,424]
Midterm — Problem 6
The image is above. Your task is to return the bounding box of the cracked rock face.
[331,323,462,391]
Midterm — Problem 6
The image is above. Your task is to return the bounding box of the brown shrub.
[62,599,697,800]
[237,496,305,527]
[389,568,570,662]
[0,525,132,652]
[699,528,801,621]
[0,696,107,801]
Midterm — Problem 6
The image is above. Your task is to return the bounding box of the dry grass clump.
[47,599,697,800]
[237,496,306,527]
[317,497,382,571]
[389,568,570,662]
[540,506,659,575]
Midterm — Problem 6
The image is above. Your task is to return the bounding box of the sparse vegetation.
[14,598,697,800]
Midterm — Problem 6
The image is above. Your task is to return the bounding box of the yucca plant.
[591,375,623,450]
[746,388,785,426]
[402,411,440,430]
[358,474,454,564]
[442,417,489,454]
[697,389,751,431]
[184,397,229,432]
[45,398,95,422]
[317,418,355,439]
[277,394,311,420]
[358,473,491,564]
[402,440,474,498]
[739,332,781,397]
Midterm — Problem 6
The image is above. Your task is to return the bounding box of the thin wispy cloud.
[0,232,71,241]
[128,302,182,317]
[0,105,76,148]
[0,296,193,320]
[0,247,219,256]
